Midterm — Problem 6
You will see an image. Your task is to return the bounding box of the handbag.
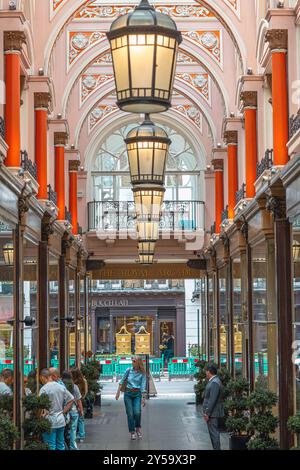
[120,368,130,393]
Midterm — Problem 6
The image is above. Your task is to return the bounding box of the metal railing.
[21,150,37,179]
[65,207,72,224]
[47,184,57,205]
[210,221,216,235]
[290,109,300,140]
[0,117,5,140]
[88,200,205,232]
[256,149,273,179]
[221,205,228,222]
[236,183,246,205]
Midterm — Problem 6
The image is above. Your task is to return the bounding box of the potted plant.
[0,412,19,450]
[217,366,231,432]
[225,377,250,450]
[194,360,208,405]
[246,387,279,450]
[81,360,102,418]
[287,412,300,449]
[23,393,52,450]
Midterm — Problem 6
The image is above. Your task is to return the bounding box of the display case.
[116,324,132,355]
[135,325,151,355]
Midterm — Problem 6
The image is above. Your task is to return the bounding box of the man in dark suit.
[203,364,224,450]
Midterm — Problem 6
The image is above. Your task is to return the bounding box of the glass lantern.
[133,184,165,222]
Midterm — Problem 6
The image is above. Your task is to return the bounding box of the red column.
[35,93,50,199]
[69,161,80,235]
[4,32,26,167]
[224,131,238,220]
[54,132,68,221]
[212,159,224,234]
[241,91,258,198]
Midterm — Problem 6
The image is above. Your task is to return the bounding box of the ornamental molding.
[75,3,215,20]
[211,158,224,171]
[50,0,65,18]
[54,131,68,146]
[182,30,222,68]
[240,91,257,109]
[265,29,288,51]
[69,160,81,172]
[80,73,114,105]
[92,52,112,65]
[266,195,286,221]
[34,92,52,110]
[88,104,118,133]
[4,31,26,52]
[173,104,203,132]
[223,130,238,145]
[68,31,107,69]
[175,72,211,105]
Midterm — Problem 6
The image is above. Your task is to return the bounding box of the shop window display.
[208,274,215,362]
[232,258,244,377]
[49,255,59,368]
[292,218,300,412]
[68,268,76,366]
[219,265,229,368]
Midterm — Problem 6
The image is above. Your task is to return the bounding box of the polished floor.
[79,378,229,450]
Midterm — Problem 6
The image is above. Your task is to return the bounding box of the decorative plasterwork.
[182,30,222,68]
[68,31,106,69]
[176,72,211,105]
[93,52,112,65]
[224,0,240,17]
[177,51,198,65]
[50,0,67,19]
[75,3,215,20]
[173,104,203,132]
[88,104,118,133]
[80,73,113,105]
[91,49,199,67]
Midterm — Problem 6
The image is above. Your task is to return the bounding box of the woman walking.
[71,367,88,442]
[115,356,147,440]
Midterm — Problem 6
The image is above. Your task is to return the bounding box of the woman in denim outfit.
[115,357,147,440]
[62,371,83,450]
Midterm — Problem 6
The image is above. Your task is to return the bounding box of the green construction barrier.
[115,361,132,380]
[168,358,194,380]
[99,359,115,380]
[149,359,162,380]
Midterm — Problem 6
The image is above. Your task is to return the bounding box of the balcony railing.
[91,279,185,292]
[47,184,57,205]
[0,117,5,140]
[236,183,246,205]
[65,207,72,224]
[290,109,300,140]
[221,205,228,222]
[210,221,216,235]
[21,150,37,179]
[88,200,205,232]
[256,149,273,179]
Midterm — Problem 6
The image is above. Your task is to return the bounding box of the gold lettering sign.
[91,263,201,280]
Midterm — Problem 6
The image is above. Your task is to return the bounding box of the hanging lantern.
[2,242,14,266]
[125,114,171,185]
[138,240,156,253]
[136,219,159,240]
[133,185,165,222]
[106,0,182,114]
[138,252,155,265]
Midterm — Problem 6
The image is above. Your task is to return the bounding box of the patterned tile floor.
[79,379,229,451]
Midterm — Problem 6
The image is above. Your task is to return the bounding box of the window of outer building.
[252,240,277,393]
[49,255,59,368]
[208,274,214,362]
[219,265,229,369]
[0,220,14,377]
[23,238,39,381]
[232,258,244,377]
[292,218,300,412]
[200,277,207,361]
[68,268,76,366]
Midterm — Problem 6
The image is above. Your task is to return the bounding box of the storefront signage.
[93,298,129,308]
[91,263,201,280]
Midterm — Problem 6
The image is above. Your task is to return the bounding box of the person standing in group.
[39,368,74,451]
[62,370,83,450]
[0,369,13,396]
[71,368,88,443]
[49,367,65,387]
[203,364,224,450]
[115,356,147,440]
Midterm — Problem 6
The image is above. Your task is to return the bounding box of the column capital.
[4,31,26,52]
[240,90,257,110]
[34,92,51,111]
[69,160,80,172]
[211,159,224,171]
[265,29,288,51]
[223,130,238,145]
[54,132,68,147]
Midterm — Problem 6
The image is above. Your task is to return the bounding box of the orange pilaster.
[35,109,48,199]
[5,52,21,167]
[272,51,289,166]
[69,162,79,235]
[244,108,258,198]
[227,144,238,219]
[212,159,224,234]
[55,146,66,220]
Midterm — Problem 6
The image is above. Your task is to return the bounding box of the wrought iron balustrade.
[78,224,83,236]
[210,222,216,235]
[289,109,300,139]
[236,183,246,205]
[0,117,5,140]
[47,184,57,205]
[21,150,37,179]
[256,149,273,179]
[221,206,228,222]
[65,207,72,224]
[88,200,205,232]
